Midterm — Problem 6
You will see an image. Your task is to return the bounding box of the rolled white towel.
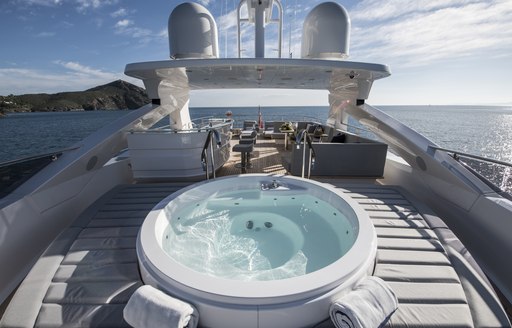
[329,276,398,328]
[123,285,198,328]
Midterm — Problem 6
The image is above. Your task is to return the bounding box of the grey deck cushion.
[386,304,473,328]
[44,281,142,304]
[36,304,130,328]
[386,282,467,304]
[63,249,138,265]
[0,183,188,328]
[53,263,141,282]
[0,228,82,328]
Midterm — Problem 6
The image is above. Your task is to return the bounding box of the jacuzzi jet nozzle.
[246,220,254,229]
[265,222,273,228]
[261,179,281,190]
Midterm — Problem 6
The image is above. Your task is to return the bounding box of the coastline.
[0,107,130,113]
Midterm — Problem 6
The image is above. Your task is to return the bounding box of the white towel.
[329,276,398,328]
[123,285,198,328]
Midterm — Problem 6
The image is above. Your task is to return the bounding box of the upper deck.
[2,133,510,327]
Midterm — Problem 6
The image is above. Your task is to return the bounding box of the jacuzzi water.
[138,174,377,328]
[162,190,356,281]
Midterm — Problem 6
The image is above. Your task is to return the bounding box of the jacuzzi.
[137,174,377,328]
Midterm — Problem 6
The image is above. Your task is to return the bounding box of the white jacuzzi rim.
[138,174,377,304]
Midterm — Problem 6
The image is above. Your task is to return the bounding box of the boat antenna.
[224,0,228,57]
[288,9,292,58]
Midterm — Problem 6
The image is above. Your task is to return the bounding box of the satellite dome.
[301,2,350,60]
[168,2,219,59]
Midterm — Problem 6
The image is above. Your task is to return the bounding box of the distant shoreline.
[0,80,149,113]
[0,107,132,114]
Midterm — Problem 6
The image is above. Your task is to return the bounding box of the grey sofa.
[287,133,388,177]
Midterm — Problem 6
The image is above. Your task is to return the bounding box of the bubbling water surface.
[161,190,356,281]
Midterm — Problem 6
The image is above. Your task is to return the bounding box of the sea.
[1,105,511,192]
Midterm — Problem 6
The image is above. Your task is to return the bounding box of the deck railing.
[0,146,80,199]
[429,145,512,197]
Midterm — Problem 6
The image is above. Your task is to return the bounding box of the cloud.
[196,0,212,7]
[115,19,132,28]
[114,18,153,39]
[0,61,143,95]
[351,0,481,21]
[157,28,168,39]
[54,60,118,80]
[112,17,168,47]
[23,0,63,6]
[11,0,118,13]
[110,8,127,18]
[0,67,106,95]
[76,0,117,12]
[216,8,238,57]
[225,0,511,63]
[35,31,56,37]
[349,0,512,67]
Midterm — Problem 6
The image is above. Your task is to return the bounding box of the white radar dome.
[168,2,219,59]
[301,2,350,60]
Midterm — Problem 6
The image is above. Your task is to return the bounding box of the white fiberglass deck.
[2,177,508,327]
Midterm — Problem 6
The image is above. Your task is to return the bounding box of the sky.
[0,0,511,106]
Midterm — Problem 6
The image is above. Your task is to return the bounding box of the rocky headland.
[0,80,149,113]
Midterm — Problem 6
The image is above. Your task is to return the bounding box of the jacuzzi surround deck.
[2,174,508,327]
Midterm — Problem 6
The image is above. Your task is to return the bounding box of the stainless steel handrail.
[132,120,231,134]
[200,129,221,180]
[296,130,316,179]
[428,145,512,168]
[0,146,80,168]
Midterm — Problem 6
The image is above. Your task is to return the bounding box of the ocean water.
[0,111,129,163]
[1,105,510,191]
[381,105,512,165]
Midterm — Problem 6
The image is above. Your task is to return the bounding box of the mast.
[237,0,283,58]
